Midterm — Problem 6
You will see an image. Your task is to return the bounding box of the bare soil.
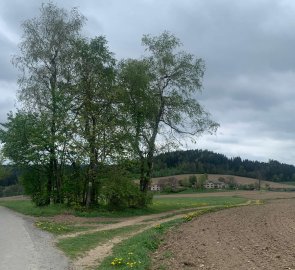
[155,190,295,200]
[151,198,295,270]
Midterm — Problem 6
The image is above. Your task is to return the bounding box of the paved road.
[0,206,70,270]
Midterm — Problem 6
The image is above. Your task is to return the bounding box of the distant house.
[150,184,161,191]
[204,181,215,189]
[204,180,227,189]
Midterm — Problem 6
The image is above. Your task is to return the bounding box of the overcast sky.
[1,0,295,164]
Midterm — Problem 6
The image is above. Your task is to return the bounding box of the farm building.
[150,184,161,191]
[204,180,227,189]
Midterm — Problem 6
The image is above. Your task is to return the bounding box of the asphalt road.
[0,206,70,270]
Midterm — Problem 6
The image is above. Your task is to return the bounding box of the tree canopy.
[0,3,217,208]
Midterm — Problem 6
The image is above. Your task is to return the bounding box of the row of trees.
[153,149,295,182]
[0,3,217,207]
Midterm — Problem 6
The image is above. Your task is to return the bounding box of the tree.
[120,31,218,192]
[71,36,118,207]
[0,111,52,204]
[197,174,208,189]
[0,151,8,179]
[11,3,85,204]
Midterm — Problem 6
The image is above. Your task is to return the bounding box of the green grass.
[57,224,144,258]
[98,219,183,270]
[0,200,70,216]
[176,188,236,194]
[0,196,247,218]
[35,221,93,235]
[151,196,246,211]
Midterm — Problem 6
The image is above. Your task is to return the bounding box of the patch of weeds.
[162,251,173,259]
[253,200,264,205]
[183,206,233,222]
[35,221,92,235]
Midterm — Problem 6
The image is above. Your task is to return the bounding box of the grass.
[0,196,247,218]
[57,224,144,258]
[35,221,93,235]
[150,196,246,211]
[98,219,183,270]
[0,200,69,216]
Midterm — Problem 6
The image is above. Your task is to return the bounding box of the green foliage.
[178,177,190,187]
[189,175,197,186]
[154,149,295,183]
[1,2,218,210]
[20,167,49,206]
[101,173,153,210]
[197,174,207,189]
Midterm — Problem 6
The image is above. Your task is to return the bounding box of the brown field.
[151,194,295,270]
[152,174,295,189]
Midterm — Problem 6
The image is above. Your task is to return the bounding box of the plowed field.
[151,198,295,270]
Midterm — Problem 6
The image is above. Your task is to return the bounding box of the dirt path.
[72,212,192,269]
[70,200,257,269]
[151,198,295,270]
[57,205,230,240]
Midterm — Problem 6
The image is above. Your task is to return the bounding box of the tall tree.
[119,31,218,192]
[12,3,85,204]
[71,37,117,206]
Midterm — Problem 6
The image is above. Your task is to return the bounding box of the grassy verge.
[0,200,69,216]
[57,224,145,258]
[0,196,247,218]
[35,221,93,235]
[98,219,182,270]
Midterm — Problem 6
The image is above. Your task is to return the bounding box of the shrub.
[101,173,153,210]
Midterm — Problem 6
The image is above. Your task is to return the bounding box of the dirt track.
[151,198,295,270]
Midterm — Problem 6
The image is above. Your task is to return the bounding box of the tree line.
[0,3,217,208]
[153,149,295,182]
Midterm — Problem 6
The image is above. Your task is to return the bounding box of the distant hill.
[152,174,295,189]
[153,149,295,182]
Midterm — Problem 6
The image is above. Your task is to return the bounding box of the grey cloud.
[1,0,295,164]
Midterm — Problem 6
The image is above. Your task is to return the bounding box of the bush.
[179,178,190,187]
[101,173,153,210]
[20,168,50,206]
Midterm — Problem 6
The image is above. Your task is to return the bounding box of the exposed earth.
[151,198,295,270]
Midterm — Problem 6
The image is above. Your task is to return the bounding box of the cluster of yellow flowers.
[183,211,199,222]
[35,221,67,232]
[110,252,141,268]
[111,257,124,266]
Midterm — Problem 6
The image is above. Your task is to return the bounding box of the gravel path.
[0,206,70,270]
[151,198,295,270]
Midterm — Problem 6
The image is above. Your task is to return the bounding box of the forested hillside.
[153,150,295,182]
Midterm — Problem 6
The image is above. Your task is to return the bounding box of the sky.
[1,0,295,164]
